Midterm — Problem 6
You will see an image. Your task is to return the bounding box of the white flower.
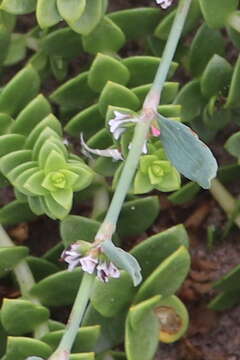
[80,133,123,161]
[96,262,120,283]
[61,244,81,271]
[156,0,173,9]
[109,111,139,140]
[79,256,98,274]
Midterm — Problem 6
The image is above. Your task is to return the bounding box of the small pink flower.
[151,126,161,137]
[80,256,98,274]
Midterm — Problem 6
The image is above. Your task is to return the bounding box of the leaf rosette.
[134,148,181,194]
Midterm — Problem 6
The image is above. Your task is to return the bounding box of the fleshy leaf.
[157,114,218,189]
[101,240,142,286]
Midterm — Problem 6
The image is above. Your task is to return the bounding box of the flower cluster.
[61,241,120,283]
[156,0,173,9]
[80,111,160,161]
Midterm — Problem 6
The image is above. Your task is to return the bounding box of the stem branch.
[210,178,240,228]
[0,224,49,338]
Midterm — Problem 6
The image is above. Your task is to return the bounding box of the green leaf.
[0,150,32,176]
[24,114,62,149]
[123,56,178,87]
[86,128,113,148]
[189,23,225,77]
[67,164,94,192]
[157,114,218,189]
[0,65,40,116]
[11,94,51,136]
[225,55,240,108]
[50,71,96,110]
[225,131,240,158]
[4,337,51,360]
[99,81,140,116]
[199,0,238,28]
[174,80,206,123]
[82,16,125,54]
[208,289,240,311]
[41,326,100,352]
[57,0,86,23]
[101,241,142,286]
[30,269,83,306]
[135,246,190,303]
[69,0,103,35]
[1,0,37,14]
[201,55,232,98]
[1,299,49,335]
[0,24,11,65]
[0,134,25,156]
[4,33,26,66]
[44,150,66,172]
[0,246,28,278]
[41,28,83,60]
[214,264,240,292]
[60,215,100,246]
[51,188,73,210]
[88,53,130,93]
[26,256,59,282]
[24,170,47,196]
[32,129,66,162]
[0,200,36,226]
[0,113,13,135]
[109,8,162,41]
[83,304,126,352]
[116,196,160,238]
[168,182,201,204]
[125,296,161,360]
[36,0,61,29]
[43,193,70,220]
[7,161,38,183]
[91,271,136,317]
[65,104,104,138]
[131,224,189,279]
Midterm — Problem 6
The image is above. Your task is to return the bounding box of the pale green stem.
[51,274,94,356]
[0,224,49,338]
[144,0,192,110]
[210,178,240,228]
[95,0,192,243]
[52,1,193,356]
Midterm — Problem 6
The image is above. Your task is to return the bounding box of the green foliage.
[1,299,49,335]
[1,2,238,360]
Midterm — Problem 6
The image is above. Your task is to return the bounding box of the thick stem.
[95,0,192,243]
[52,274,94,355]
[210,179,240,228]
[0,224,49,338]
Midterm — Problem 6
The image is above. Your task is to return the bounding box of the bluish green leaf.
[157,114,218,189]
[101,240,142,286]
